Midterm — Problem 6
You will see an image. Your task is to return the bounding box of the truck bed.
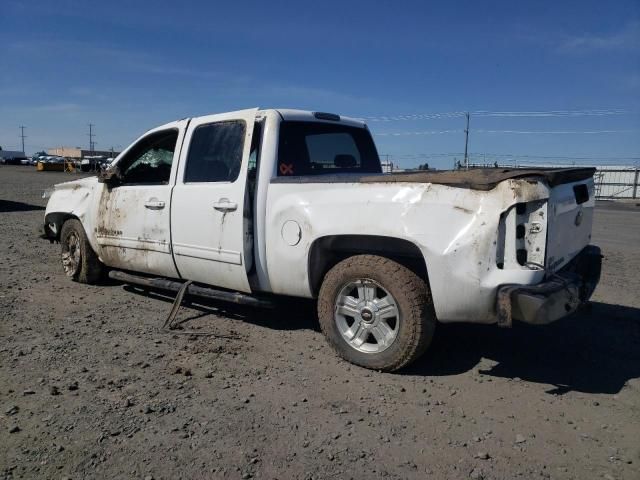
[271,167,596,191]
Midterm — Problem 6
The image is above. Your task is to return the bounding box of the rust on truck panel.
[496,285,519,328]
[508,178,543,200]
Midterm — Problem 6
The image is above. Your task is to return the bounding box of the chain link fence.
[592,167,639,199]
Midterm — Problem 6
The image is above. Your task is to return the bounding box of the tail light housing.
[497,200,547,269]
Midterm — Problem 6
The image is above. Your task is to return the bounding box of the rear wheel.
[60,219,104,284]
[318,255,436,372]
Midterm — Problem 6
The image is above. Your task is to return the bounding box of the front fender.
[44,177,101,251]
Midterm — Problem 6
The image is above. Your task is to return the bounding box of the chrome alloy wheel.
[61,231,81,277]
[334,279,400,353]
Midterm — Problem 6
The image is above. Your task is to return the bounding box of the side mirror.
[98,165,122,186]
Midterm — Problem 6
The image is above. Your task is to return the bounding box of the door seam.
[169,118,191,280]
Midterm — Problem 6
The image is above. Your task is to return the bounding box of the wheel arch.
[44,212,82,241]
[308,235,430,297]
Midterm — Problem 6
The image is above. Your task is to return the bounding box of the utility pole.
[463,112,470,170]
[88,123,95,152]
[19,126,26,154]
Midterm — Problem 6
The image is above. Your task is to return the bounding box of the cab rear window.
[277,121,381,176]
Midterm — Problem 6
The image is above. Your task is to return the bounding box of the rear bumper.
[496,245,602,327]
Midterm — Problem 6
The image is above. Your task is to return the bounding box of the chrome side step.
[108,270,276,309]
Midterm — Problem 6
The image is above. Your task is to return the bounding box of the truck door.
[170,108,257,292]
[95,121,187,276]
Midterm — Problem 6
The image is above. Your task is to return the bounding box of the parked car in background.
[0,148,28,165]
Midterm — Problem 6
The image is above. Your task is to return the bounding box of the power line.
[360,112,467,121]
[358,108,632,122]
[469,158,640,167]
[476,129,637,134]
[374,129,462,136]
[380,152,640,166]
[471,153,640,161]
[389,153,639,159]
[385,152,640,160]
[472,109,629,117]
[374,129,638,136]
[385,153,465,158]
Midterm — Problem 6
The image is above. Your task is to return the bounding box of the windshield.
[277,121,381,176]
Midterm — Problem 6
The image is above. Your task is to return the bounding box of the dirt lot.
[1,165,639,480]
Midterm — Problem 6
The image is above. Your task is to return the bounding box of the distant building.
[47,146,120,159]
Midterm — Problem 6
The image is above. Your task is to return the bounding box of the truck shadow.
[0,199,45,212]
[122,285,320,331]
[406,301,640,395]
[121,284,639,395]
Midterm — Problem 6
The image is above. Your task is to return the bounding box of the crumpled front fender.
[43,177,101,250]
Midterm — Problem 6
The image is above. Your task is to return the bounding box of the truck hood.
[51,176,99,192]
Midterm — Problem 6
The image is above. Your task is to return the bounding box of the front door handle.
[144,199,165,210]
[212,198,238,212]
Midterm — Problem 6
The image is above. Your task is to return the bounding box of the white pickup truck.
[43,108,601,371]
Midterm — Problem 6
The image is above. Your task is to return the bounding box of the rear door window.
[184,121,246,183]
[278,121,381,176]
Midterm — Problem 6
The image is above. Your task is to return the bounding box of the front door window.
[118,129,178,185]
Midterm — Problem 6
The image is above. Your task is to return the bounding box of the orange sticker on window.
[279,163,294,175]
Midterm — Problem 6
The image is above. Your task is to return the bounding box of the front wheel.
[318,255,436,372]
[60,219,104,284]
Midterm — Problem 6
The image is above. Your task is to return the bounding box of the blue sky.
[1,0,639,168]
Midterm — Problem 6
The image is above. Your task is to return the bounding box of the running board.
[108,270,276,309]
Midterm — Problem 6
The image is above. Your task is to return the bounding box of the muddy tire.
[318,255,436,372]
[60,219,104,284]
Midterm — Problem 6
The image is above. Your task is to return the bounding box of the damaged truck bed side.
[43,108,601,371]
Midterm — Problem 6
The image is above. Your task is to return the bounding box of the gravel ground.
[1,165,639,480]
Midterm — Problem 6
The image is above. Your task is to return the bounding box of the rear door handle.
[212,198,237,212]
[144,200,165,210]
